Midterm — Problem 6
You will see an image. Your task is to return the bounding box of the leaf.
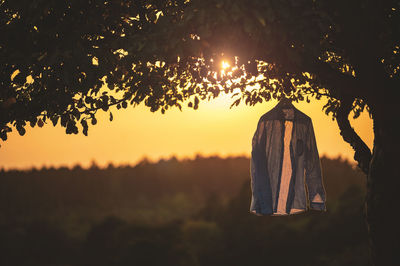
[66,121,74,134]
[72,109,80,120]
[17,126,26,136]
[37,118,44,127]
[91,117,97,125]
[194,96,199,110]
[81,119,88,136]
[0,131,7,141]
[61,114,68,127]
[230,98,241,109]
[51,116,59,126]
[77,99,84,108]
[73,125,78,134]
[30,119,36,128]
[81,119,88,127]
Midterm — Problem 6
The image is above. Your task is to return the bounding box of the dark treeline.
[0,155,369,266]
[0,155,251,226]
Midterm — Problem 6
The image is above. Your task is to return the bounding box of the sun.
[221,60,230,70]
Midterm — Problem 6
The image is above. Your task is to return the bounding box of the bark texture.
[336,96,372,175]
[366,100,400,266]
[336,96,400,265]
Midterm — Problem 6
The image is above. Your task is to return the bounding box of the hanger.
[277,95,294,109]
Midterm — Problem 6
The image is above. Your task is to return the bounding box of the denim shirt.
[250,101,327,216]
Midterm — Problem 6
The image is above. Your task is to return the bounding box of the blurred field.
[0,155,369,266]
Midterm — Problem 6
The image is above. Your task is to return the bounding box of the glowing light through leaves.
[221,60,230,69]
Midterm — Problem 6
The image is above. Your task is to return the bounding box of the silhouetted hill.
[0,155,365,226]
[0,155,369,266]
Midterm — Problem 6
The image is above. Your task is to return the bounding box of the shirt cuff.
[310,202,326,211]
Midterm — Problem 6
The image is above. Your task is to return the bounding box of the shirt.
[249,101,327,216]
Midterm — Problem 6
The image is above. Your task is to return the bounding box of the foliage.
[1,0,399,141]
[0,0,189,139]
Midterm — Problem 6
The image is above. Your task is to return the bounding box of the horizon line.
[0,152,352,172]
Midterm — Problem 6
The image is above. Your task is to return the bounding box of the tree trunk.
[367,104,400,266]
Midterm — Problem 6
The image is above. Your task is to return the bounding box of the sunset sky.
[0,92,373,170]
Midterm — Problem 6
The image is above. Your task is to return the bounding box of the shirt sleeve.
[250,117,273,214]
[305,118,327,211]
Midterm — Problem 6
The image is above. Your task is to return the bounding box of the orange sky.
[0,93,373,170]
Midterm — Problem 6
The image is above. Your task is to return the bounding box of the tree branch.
[336,96,372,175]
[306,60,366,97]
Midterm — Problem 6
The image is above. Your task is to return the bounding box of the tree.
[0,0,189,137]
[1,0,399,265]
